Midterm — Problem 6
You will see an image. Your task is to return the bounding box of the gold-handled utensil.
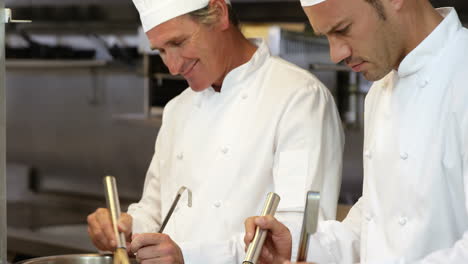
[103,176,130,264]
[243,192,281,264]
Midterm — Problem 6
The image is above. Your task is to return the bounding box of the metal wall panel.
[6,65,158,200]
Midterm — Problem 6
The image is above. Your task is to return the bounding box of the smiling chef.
[87,0,345,263]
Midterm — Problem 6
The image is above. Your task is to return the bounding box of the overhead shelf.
[6,59,107,68]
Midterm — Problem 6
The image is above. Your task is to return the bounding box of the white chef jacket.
[307,7,468,264]
[127,41,344,263]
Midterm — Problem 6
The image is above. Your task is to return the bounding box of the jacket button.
[400,152,408,160]
[418,79,428,88]
[241,94,248,100]
[221,146,229,154]
[364,150,372,159]
[398,216,408,226]
[365,213,373,222]
[214,201,222,208]
[176,153,184,160]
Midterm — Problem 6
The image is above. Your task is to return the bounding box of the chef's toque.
[133,0,231,32]
[300,0,327,6]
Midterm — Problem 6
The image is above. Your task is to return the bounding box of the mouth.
[182,60,199,77]
[348,61,365,72]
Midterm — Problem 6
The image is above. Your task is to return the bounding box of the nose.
[164,50,183,75]
[329,37,351,64]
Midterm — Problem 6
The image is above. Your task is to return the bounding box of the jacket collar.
[221,40,270,90]
[397,7,462,81]
[201,40,270,97]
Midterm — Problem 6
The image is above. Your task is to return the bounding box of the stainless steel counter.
[8,224,94,257]
[7,192,132,257]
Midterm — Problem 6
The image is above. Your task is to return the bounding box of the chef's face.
[304,0,402,81]
[146,14,227,92]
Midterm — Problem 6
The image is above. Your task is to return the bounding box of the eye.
[171,38,186,47]
[336,25,350,35]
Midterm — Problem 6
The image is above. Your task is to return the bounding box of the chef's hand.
[244,215,293,264]
[131,233,184,264]
[87,208,133,252]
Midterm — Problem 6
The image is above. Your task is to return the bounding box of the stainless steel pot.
[16,254,137,264]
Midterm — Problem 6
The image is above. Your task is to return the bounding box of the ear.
[387,0,404,11]
[210,0,230,31]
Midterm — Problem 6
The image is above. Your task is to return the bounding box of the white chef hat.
[300,0,327,6]
[133,0,231,32]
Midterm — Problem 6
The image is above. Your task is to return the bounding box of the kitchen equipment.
[243,192,281,264]
[10,31,96,59]
[158,186,192,233]
[16,254,137,264]
[103,176,130,264]
[296,191,321,262]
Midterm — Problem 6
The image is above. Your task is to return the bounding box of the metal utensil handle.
[104,176,126,249]
[158,186,192,233]
[243,192,281,264]
[158,194,181,233]
[296,191,320,262]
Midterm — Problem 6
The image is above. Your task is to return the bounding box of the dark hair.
[365,0,386,20]
[189,4,240,27]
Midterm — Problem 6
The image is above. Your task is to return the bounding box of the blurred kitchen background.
[4,0,467,261]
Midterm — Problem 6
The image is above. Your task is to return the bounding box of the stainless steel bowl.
[16,254,137,264]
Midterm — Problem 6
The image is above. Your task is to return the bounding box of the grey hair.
[189,4,239,27]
